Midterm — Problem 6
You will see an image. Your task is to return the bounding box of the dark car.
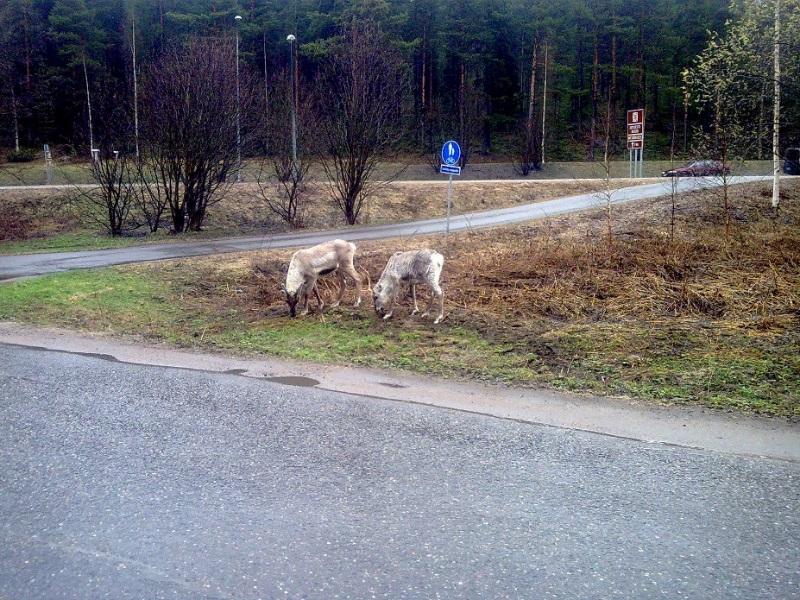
[784,148,800,175]
[662,160,731,177]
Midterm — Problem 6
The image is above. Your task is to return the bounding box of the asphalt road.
[1,345,798,599]
[0,176,769,280]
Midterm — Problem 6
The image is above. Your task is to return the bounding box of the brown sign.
[627,109,645,150]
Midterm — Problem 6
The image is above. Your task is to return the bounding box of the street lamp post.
[287,34,298,175]
[235,14,243,183]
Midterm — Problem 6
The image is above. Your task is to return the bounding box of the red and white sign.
[627,109,645,149]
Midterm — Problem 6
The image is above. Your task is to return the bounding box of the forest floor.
[1,180,797,417]
[0,179,637,254]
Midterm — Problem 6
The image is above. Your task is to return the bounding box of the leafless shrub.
[67,95,138,236]
[139,38,257,233]
[315,21,409,225]
[77,151,138,236]
[256,69,315,228]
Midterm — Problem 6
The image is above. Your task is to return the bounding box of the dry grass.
[246,181,799,327]
[0,189,81,241]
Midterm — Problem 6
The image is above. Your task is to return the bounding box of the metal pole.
[235,15,242,183]
[288,35,298,174]
[132,15,139,159]
[629,149,632,178]
[445,173,453,246]
[640,148,644,178]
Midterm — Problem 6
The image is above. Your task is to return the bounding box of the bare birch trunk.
[589,33,599,160]
[541,42,548,166]
[459,62,466,167]
[83,54,94,159]
[11,86,20,152]
[772,0,781,209]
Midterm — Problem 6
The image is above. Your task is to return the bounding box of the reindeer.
[283,239,363,317]
[373,249,444,324]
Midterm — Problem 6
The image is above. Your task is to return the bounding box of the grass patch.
[0,232,153,254]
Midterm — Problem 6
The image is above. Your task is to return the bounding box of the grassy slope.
[1,181,797,418]
[0,180,627,255]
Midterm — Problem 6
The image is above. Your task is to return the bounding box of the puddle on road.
[264,375,320,387]
[79,352,119,363]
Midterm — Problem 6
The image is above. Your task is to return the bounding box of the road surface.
[1,345,798,599]
[0,176,769,280]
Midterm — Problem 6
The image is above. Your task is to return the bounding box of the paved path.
[1,345,798,599]
[0,176,769,280]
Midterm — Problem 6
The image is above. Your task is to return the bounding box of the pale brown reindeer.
[283,239,363,317]
[373,249,444,324]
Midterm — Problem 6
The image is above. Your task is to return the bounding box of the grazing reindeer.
[373,249,444,324]
[283,239,362,317]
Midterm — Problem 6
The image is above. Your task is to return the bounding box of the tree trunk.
[526,42,538,136]
[758,81,765,160]
[772,0,781,209]
[264,31,269,112]
[82,54,94,158]
[589,32,599,160]
[420,27,427,147]
[459,62,466,167]
[11,86,20,152]
[683,88,689,154]
[541,42,548,167]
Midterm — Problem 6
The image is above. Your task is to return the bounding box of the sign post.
[440,140,462,245]
[43,144,53,185]
[627,109,645,178]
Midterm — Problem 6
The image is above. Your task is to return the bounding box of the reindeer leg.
[313,285,325,314]
[410,284,419,315]
[330,272,345,308]
[343,263,362,307]
[299,291,310,316]
[433,283,444,324]
[382,296,395,321]
[421,286,435,319]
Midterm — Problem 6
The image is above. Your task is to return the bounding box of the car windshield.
[786,148,800,161]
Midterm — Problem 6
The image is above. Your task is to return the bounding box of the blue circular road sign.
[441,140,461,165]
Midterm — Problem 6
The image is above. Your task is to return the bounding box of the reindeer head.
[282,283,301,318]
[372,281,392,316]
